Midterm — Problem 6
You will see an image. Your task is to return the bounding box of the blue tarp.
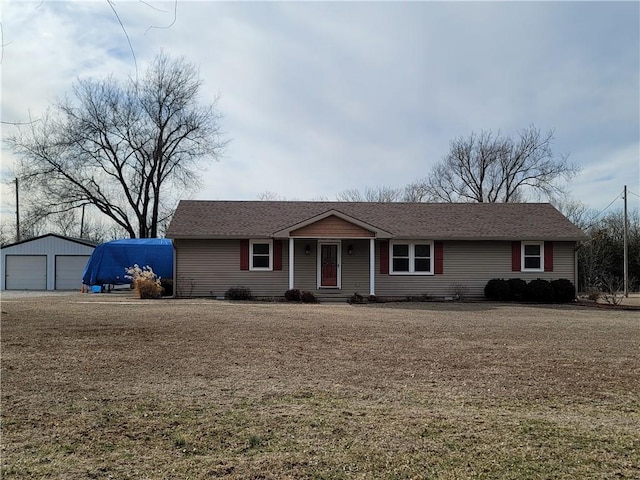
[81,238,173,286]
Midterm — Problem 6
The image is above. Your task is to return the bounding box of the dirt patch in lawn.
[2,294,639,479]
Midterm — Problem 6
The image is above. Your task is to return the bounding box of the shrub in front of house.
[125,264,162,299]
[160,279,174,297]
[284,289,301,302]
[587,289,601,301]
[405,294,432,302]
[300,291,317,303]
[224,286,253,301]
[450,283,469,301]
[348,292,365,304]
[135,279,163,299]
[507,278,528,301]
[485,278,575,303]
[484,279,510,301]
[551,279,576,303]
[524,279,554,303]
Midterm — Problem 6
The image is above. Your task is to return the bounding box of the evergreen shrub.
[484,279,510,301]
[551,279,576,303]
[525,279,554,303]
[300,291,317,303]
[224,286,253,300]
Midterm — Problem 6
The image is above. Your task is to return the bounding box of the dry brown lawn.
[1,293,639,479]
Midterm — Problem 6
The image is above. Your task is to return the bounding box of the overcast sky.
[1,0,639,219]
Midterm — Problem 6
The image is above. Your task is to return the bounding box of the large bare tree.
[8,52,226,238]
[421,126,578,203]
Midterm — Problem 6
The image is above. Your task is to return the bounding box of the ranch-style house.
[166,201,586,300]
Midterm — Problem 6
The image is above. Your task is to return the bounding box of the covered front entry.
[277,210,393,297]
[286,237,378,297]
[319,242,340,288]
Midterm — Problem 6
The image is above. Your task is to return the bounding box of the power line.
[144,0,178,35]
[577,190,627,247]
[583,190,624,230]
[107,0,138,82]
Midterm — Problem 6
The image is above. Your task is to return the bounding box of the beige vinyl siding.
[340,240,371,296]
[174,239,288,298]
[175,238,577,300]
[291,240,316,293]
[375,240,576,298]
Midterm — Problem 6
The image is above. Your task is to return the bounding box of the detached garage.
[1,234,97,291]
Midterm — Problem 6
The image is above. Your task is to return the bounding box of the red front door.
[320,244,338,287]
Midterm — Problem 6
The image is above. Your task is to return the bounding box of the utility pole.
[80,204,86,238]
[15,177,20,242]
[623,185,628,298]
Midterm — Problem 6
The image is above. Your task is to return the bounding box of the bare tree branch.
[257,191,285,201]
[424,125,578,203]
[336,186,405,202]
[8,52,227,238]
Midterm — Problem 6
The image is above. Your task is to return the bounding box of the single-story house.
[1,233,97,291]
[166,201,587,300]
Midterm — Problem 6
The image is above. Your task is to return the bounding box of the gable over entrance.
[290,215,375,238]
[273,209,393,239]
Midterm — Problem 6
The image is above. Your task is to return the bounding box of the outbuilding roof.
[0,233,98,249]
[167,201,586,241]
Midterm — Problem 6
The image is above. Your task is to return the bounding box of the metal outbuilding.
[1,234,97,291]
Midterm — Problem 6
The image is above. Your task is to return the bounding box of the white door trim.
[317,241,341,289]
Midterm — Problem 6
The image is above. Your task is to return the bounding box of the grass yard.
[1,294,639,479]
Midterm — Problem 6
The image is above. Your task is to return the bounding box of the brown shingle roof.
[166,201,586,241]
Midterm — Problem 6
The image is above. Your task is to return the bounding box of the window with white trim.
[250,239,273,271]
[522,241,543,272]
[390,241,433,274]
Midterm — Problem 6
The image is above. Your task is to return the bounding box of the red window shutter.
[511,242,521,272]
[380,241,389,274]
[273,240,282,271]
[544,241,553,272]
[434,241,444,274]
[240,240,249,270]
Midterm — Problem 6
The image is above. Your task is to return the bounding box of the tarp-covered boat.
[81,238,173,286]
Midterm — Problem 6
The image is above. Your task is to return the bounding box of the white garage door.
[5,255,47,290]
[55,255,90,290]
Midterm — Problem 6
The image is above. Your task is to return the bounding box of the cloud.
[570,142,640,212]
[1,0,638,219]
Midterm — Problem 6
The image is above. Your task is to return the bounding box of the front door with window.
[320,243,339,287]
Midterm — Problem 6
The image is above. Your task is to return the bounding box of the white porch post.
[289,237,295,290]
[369,238,375,296]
